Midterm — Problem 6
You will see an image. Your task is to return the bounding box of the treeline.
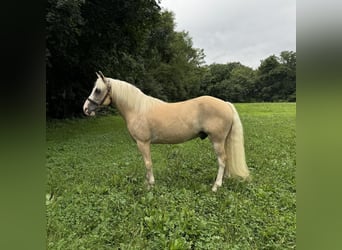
[199,51,296,103]
[47,0,296,118]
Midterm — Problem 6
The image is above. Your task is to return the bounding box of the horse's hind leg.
[211,139,227,192]
[136,141,155,187]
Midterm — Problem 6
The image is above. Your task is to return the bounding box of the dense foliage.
[46,0,296,118]
[47,103,296,249]
[199,51,296,103]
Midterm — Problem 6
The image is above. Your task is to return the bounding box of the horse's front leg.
[136,140,155,187]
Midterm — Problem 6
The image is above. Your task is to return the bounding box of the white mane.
[108,79,164,113]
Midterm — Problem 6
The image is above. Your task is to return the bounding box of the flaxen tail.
[225,102,250,181]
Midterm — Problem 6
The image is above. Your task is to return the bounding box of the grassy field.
[46,103,296,249]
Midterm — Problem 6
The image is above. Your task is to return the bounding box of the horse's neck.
[109,79,159,117]
[113,98,130,117]
[108,81,131,117]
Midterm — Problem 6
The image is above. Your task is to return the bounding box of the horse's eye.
[95,88,101,94]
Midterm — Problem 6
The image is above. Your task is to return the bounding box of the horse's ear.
[95,72,101,78]
[98,71,106,82]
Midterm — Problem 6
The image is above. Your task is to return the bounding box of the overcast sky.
[159,0,296,69]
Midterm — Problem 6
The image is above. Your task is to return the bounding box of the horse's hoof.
[145,180,154,190]
[212,185,218,192]
[224,174,231,179]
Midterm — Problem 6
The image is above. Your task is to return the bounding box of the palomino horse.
[83,72,250,191]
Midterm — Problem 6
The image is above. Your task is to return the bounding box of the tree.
[46,2,208,118]
[229,65,256,102]
[46,0,85,117]
[199,62,247,101]
[256,52,296,102]
[198,51,295,103]
[279,51,296,101]
[148,12,205,101]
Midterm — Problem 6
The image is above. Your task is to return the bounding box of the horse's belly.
[149,118,201,143]
[150,129,198,144]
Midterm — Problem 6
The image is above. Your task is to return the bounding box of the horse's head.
[83,71,112,116]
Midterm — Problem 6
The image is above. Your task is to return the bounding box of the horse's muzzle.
[83,99,96,116]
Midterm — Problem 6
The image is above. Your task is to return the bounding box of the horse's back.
[150,95,230,119]
[191,96,233,119]
[194,95,230,107]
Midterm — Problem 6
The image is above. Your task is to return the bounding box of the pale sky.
[159,0,296,69]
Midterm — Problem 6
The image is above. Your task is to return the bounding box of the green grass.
[46,103,296,249]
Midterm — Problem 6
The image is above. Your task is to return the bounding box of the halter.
[87,81,112,106]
